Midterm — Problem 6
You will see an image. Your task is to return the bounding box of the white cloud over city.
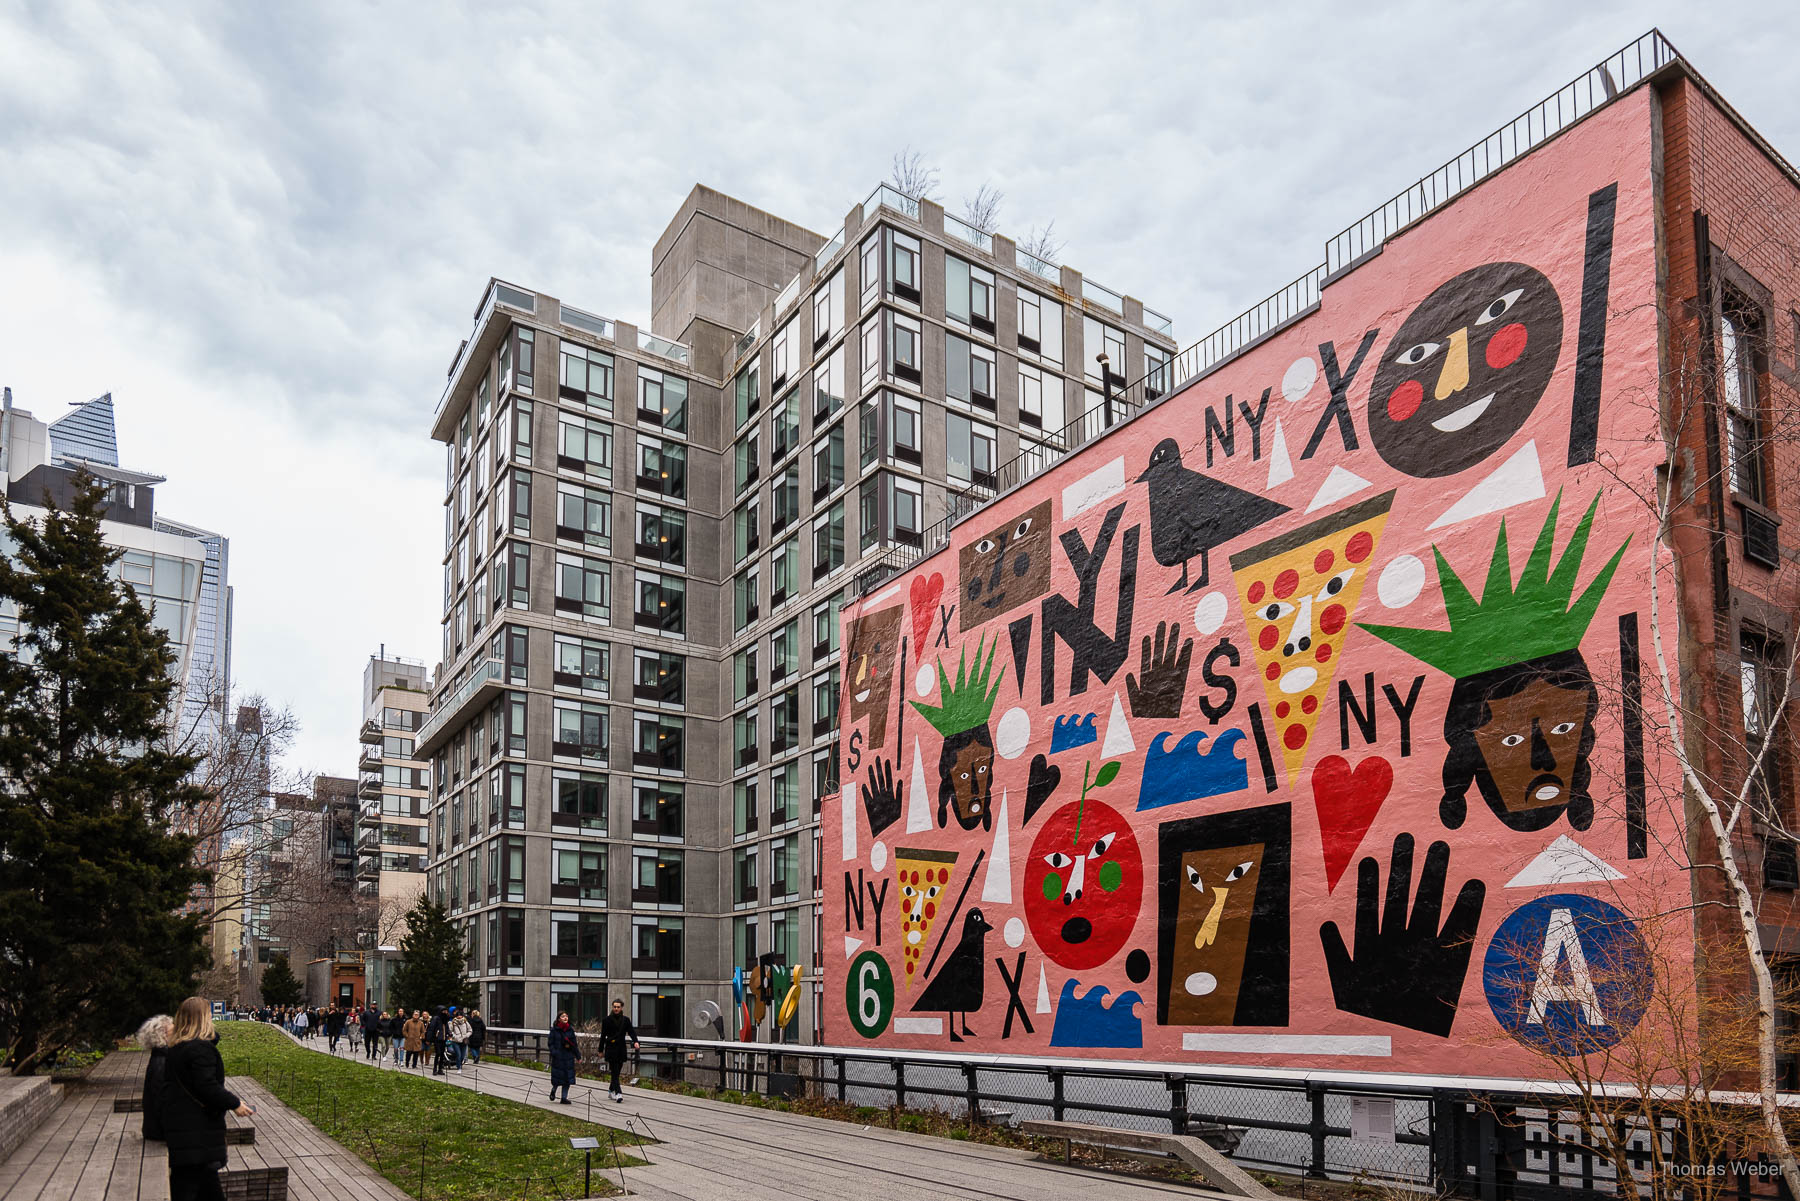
[1,0,1795,774]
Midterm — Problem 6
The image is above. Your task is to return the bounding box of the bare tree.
[888,148,940,201]
[961,182,1004,235]
[1019,221,1065,263]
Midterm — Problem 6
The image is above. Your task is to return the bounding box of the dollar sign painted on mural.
[1197,637,1240,725]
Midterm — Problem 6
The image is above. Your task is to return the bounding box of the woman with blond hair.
[161,998,254,1201]
[135,1015,174,1142]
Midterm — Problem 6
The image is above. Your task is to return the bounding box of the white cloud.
[1,0,1796,774]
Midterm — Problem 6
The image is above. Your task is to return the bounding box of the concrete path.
[282,1030,1234,1200]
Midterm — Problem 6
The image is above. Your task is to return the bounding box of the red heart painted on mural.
[1313,754,1394,893]
[908,572,944,648]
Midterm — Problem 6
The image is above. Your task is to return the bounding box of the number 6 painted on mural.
[846,950,894,1039]
[1318,832,1485,1038]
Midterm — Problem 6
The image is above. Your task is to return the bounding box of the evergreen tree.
[389,895,476,1012]
[259,953,302,1006]
[0,474,210,1073]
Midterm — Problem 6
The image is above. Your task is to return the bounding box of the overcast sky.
[3,2,1797,778]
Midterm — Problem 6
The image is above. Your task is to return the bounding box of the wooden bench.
[1018,1119,1274,1199]
[221,1166,288,1201]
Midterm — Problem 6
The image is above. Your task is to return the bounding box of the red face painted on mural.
[1025,799,1142,970]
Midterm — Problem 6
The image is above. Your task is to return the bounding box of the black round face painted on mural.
[1366,262,1563,478]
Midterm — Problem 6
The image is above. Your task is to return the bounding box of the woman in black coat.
[466,1010,487,1064]
[547,1013,580,1103]
[136,1015,174,1141]
[161,998,255,1201]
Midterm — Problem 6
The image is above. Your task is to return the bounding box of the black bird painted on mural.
[1137,438,1291,593]
[913,908,992,1042]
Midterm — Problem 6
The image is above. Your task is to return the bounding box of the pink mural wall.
[828,91,1681,1078]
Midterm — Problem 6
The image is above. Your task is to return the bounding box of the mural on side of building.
[828,90,1680,1076]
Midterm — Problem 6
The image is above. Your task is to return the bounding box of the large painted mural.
[827,92,1678,1076]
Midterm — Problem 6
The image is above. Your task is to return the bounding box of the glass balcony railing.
[1017,249,1059,280]
[814,226,846,271]
[560,304,615,341]
[415,658,503,753]
[943,213,993,254]
[1082,278,1124,313]
[864,183,921,220]
[636,330,690,366]
[1143,306,1175,337]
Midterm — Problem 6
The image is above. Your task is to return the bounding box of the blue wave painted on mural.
[1049,713,1098,753]
[1137,729,1249,809]
[1049,980,1143,1049]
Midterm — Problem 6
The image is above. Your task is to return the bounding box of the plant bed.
[218,1022,644,1200]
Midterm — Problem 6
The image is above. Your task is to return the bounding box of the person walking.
[292,1008,308,1040]
[466,1010,486,1064]
[425,1007,448,1076]
[136,1015,174,1142]
[598,1000,640,1103]
[346,1008,362,1054]
[161,997,255,1201]
[326,1006,346,1053]
[402,1010,425,1069]
[361,1005,382,1061]
[447,1009,471,1071]
[388,1010,407,1065]
[547,1013,580,1104]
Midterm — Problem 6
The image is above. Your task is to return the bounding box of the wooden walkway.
[287,1033,1236,1201]
[0,1049,410,1201]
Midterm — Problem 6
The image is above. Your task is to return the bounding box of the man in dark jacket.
[325,1006,347,1053]
[385,1010,405,1065]
[426,1008,449,1076]
[360,1005,382,1061]
[599,1000,640,1102]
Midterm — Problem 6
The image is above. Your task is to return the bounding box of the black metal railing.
[478,1027,1791,1198]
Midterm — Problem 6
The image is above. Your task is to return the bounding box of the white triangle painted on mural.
[980,792,1012,904]
[1505,834,1627,888]
[1427,440,1547,530]
[1266,418,1294,488]
[1304,464,1373,513]
[844,935,864,959]
[906,737,932,833]
[1036,964,1053,1014]
[841,782,858,861]
[1101,693,1135,758]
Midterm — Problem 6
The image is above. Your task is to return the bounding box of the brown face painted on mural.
[1166,843,1264,1026]
[938,727,995,832]
[960,500,1053,630]
[845,606,903,750]
[1366,261,1563,479]
[1470,679,1591,813]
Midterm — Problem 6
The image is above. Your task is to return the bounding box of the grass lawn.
[218,1022,642,1200]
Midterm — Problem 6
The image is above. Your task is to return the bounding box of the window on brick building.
[1721,297,1766,505]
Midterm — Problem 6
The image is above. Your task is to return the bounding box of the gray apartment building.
[417,183,1176,1037]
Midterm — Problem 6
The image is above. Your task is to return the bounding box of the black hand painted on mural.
[1023,753,1061,827]
[862,757,903,837]
[1319,833,1485,1037]
[1126,620,1194,720]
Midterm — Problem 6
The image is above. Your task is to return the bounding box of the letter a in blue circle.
[1482,893,1651,1054]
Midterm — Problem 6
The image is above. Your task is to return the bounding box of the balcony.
[357,775,382,800]
[415,658,505,758]
[358,718,381,744]
[636,330,690,366]
[357,745,382,773]
[433,279,538,441]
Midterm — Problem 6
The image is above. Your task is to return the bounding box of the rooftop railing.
[863,183,920,221]
[636,330,691,366]
[1016,248,1059,280]
[814,225,846,271]
[856,29,1687,594]
[943,212,993,254]
[560,304,615,341]
[1081,278,1124,313]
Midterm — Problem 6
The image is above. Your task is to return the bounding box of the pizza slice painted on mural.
[1229,491,1395,783]
[895,847,958,988]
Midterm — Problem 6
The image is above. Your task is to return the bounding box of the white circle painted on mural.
[1281,356,1317,403]
[1004,918,1025,948]
[1378,554,1427,609]
[915,664,934,696]
[870,841,887,871]
[1184,971,1218,997]
[1193,591,1228,636]
[996,707,1031,760]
